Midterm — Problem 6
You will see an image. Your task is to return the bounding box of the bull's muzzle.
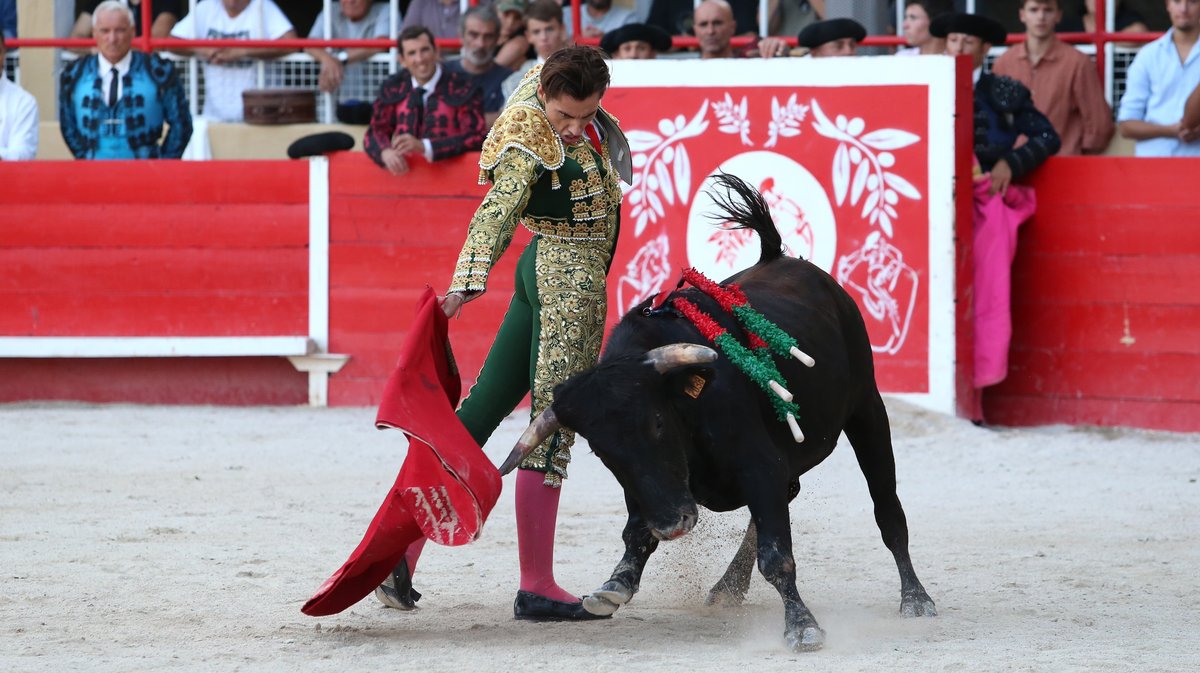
[651,508,698,541]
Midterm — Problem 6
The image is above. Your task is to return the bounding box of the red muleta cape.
[301,287,503,616]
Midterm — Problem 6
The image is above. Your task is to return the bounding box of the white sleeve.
[308,9,326,38]
[170,9,195,38]
[261,0,295,38]
[0,91,39,161]
[372,6,393,37]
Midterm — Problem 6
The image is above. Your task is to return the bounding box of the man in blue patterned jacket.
[59,1,191,160]
[364,25,486,176]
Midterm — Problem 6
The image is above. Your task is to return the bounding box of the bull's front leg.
[751,505,825,652]
[582,498,658,616]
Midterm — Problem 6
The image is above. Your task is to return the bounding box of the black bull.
[500,174,936,651]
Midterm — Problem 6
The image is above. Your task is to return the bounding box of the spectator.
[402,0,461,39]
[60,1,191,159]
[767,0,824,38]
[935,12,1060,190]
[69,0,182,55]
[992,0,1114,155]
[170,0,298,123]
[494,0,531,69]
[364,25,485,176]
[796,17,865,56]
[1116,0,1200,157]
[445,6,512,126]
[934,12,1060,421]
[600,21,673,58]
[694,0,743,59]
[1,0,16,40]
[648,0,758,37]
[758,15,861,58]
[304,0,393,102]
[1056,0,1149,33]
[0,33,37,160]
[563,0,638,40]
[897,0,953,55]
[501,0,569,98]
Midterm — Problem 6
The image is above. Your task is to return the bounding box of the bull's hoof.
[591,580,634,606]
[582,594,621,616]
[785,625,826,652]
[900,594,937,617]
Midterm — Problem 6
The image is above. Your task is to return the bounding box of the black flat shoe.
[513,590,612,621]
[374,558,422,610]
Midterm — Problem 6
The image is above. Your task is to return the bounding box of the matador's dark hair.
[540,45,610,101]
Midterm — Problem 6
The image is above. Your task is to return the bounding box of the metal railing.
[5,0,1159,125]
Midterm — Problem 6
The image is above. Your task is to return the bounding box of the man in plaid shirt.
[364,25,486,176]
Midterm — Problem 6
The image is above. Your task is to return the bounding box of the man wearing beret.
[758,16,864,58]
[933,12,1060,423]
[933,12,1059,196]
[600,22,672,59]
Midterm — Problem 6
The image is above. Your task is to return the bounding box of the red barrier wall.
[3,155,1198,433]
[984,157,1200,432]
[1,161,311,405]
[324,153,530,407]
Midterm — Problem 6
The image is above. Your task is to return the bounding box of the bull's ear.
[665,366,715,401]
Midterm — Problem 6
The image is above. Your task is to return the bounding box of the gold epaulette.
[478,64,567,189]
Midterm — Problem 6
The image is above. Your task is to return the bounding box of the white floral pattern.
[810,99,922,237]
[624,102,710,237]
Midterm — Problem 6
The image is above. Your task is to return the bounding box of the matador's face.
[539,87,601,147]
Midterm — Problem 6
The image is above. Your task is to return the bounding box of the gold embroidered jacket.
[449,67,625,295]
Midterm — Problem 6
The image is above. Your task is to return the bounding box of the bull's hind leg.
[705,520,756,607]
[583,497,659,616]
[843,391,937,617]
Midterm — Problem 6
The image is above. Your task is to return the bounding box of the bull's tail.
[706,172,785,265]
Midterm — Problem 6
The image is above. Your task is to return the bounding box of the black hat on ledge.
[797,18,867,49]
[929,12,1008,46]
[600,22,673,57]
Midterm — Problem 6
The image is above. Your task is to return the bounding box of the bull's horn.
[645,343,719,373]
[498,407,562,475]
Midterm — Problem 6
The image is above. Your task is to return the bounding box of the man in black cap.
[600,22,673,59]
[758,16,864,58]
[931,11,1059,196]
[932,12,1060,425]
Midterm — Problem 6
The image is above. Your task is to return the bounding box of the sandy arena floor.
[2,400,1197,672]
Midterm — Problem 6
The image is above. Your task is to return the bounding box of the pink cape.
[301,287,503,616]
[973,176,1037,389]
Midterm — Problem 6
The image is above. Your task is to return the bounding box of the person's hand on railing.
[318,59,345,93]
[392,133,424,157]
[380,148,410,176]
[757,36,791,58]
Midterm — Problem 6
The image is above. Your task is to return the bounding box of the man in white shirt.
[0,33,38,161]
[1117,0,1200,157]
[170,0,298,122]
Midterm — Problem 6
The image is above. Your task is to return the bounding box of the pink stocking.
[516,469,576,603]
[403,537,427,576]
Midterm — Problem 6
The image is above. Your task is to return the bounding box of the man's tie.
[108,68,119,108]
[411,86,426,134]
[585,123,602,156]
